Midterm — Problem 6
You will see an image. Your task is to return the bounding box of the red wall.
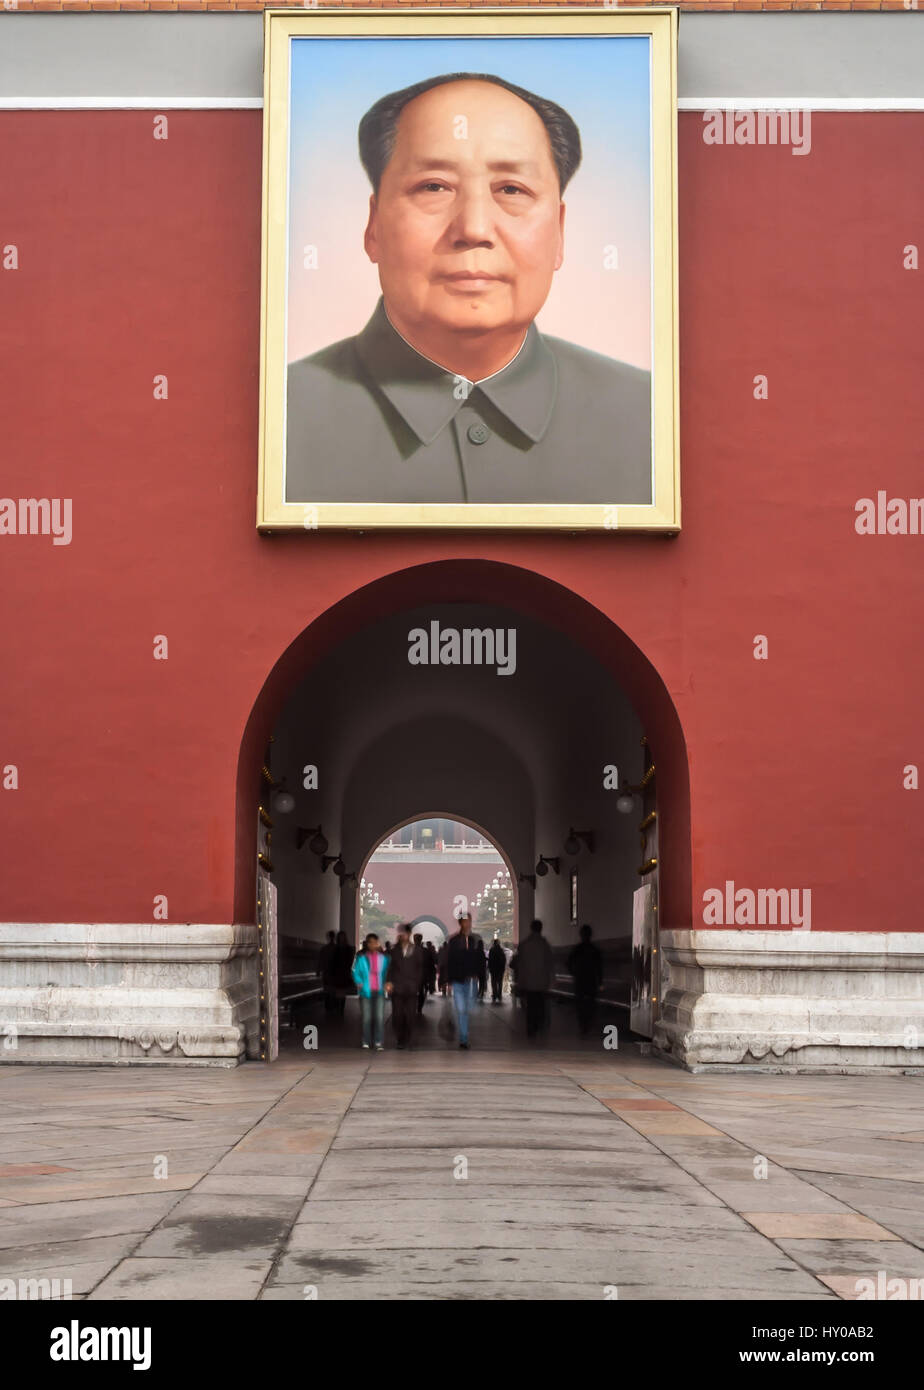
[361,862,507,932]
[1,111,922,931]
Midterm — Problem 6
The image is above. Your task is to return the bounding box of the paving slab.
[88,1257,273,1300]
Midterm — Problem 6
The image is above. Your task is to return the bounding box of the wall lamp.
[535,855,560,877]
[321,854,347,877]
[297,825,329,854]
[270,780,295,815]
[617,767,656,815]
[517,872,536,890]
[617,739,656,813]
[564,828,595,855]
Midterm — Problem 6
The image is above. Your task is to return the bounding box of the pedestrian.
[488,938,507,1003]
[567,923,603,1036]
[329,930,355,1017]
[351,933,389,1050]
[388,923,426,1048]
[514,919,554,1039]
[426,942,438,994]
[437,940,449,996]
[476,939,488,1002]
[414,933,433,1014]
[447,914,484,1049]
[317,929,336,1012]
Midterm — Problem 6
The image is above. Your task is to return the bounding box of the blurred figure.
[329,930,356,1017]
[488,938,507,1003]
[317,929,336,1012]
[447,914,484,1049]
[476,937,488,1002]
[515,919,554,1039]
[352,932,389,1050]
[388,923,426,1048]
[416,934,436,1014]
[567,923,604,1036]
[437,940,450,996]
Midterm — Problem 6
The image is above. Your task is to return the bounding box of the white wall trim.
[680,97,924,111]
[0,96,922,113]
[0,97,265,110]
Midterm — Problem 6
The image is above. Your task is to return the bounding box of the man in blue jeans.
[447,914,485,1050]
[352,933,389,1051]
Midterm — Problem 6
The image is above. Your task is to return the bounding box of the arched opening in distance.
[356,814,518,949]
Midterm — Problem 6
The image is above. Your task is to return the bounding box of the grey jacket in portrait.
[285,299,651,507]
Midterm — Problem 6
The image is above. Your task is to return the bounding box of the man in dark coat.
[286,75,651,508]
[567,923,604,1036]
[317,930,336,1012]
[387,922,427,1048]
[513,919,554,1039]
[329,931,356,1017]
[488,938,507,1004]
[446,914,485,1049]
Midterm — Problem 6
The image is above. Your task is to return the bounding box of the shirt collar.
[355,297,557,447]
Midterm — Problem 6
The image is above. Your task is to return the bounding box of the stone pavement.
[0,1000,922,1301]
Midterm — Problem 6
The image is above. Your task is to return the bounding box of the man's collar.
[355,298,557,446]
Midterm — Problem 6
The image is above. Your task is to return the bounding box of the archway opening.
[358,815,517,950]
[235,560,691,1060]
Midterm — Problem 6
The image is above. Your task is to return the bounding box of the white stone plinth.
[0,923,260,1066]
[654,930,924,1072]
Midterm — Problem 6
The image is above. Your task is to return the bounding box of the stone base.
[0,923,259,1066]
[654,930,924,1072]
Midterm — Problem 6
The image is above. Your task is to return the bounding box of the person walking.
[447,914,484,1049]
[515,919,554,1040]
[488,938,507,1004]
[329,930,356,1017]
[425,941,438,996]
[415,934,435,1014]
[437,940,450,996]
[352,933,389,1050]
[317,929,336,1012]
[388,923,426,1048]
[476,940,488,1002]
[567,923,604,1036]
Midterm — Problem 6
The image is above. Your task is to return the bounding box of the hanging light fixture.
[271,780,295,816]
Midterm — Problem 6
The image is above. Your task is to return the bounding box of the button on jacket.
[286,299,652,506]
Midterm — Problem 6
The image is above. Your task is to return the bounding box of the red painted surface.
[1,111,922,932]
[360,861,507,932]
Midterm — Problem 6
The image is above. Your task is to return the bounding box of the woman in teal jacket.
[352,933,389,1051]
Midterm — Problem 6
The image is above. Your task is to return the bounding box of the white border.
[2,96,923,111]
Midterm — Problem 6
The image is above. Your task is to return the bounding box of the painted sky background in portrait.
[287,35,652,369]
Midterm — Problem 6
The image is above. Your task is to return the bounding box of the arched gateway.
[235,560,692,1061]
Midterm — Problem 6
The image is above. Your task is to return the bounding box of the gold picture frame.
[258,6,679,532]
